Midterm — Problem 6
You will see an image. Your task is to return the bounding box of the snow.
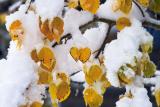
[97,0,144,21]
[0,42,36,107]
[63,9,93,36]
[116,87,152,107]
[35,0,64,21]
[1,0,159,107]
[83,23,108,52]
[104,19,153,87]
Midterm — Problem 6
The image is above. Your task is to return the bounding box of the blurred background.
[0,0,160,107]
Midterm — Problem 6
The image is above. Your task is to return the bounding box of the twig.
[52,17,115,47]
[143,20,160,30]
[70,70,82,77]
[25,0,32,14]
[95,24,113,58]
[132,0,145,18]
[71,80,85,85]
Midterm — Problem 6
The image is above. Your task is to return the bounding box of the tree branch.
[143,20,160,30]
[132,0,145,18]
[95,24,114,58]
[52,17,115,47]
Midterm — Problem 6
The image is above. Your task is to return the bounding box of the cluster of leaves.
[7,0,160,106]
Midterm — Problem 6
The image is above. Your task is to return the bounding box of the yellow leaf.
[116,17,131,31]
[56,81,71,102]
[38,69,53,84]
[49,82,57,103]
[83,87,103,107]
[100,73,111,94]
[155,89,160,107]
[38,47,56,72]
[30,101,42,107]
[68,0,79,8]
[49,17,64,43]
[31,49,39,63]
[80,0,100,14]
[79,47,91,63]
[112,0,132,14]
[9,20,24,48]
[70,47,80,62]
[137,0,150,7]
[88,65,103,81]
[141,42,153,53]
[39,19,53,41]
[56,72,70,84]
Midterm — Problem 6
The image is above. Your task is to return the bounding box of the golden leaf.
[70,47,80,62]
[38,47,56,72]
[112,0,132,14]
[30,102,42,107]
[49,17,64,43]
[88,65,103,81]
[40,19,53,41]
[31,49,39,63]
[9,20,24,48]
[56,72,70,84]
[49,82,57,101]
[68,0,79,8]
[80,0,100,14]
[56,81,71,102]
[116,17,131,31]
[137,0,150,7]
[38,69,53,84]
[155,89,160,107]
[83,87,103,107]
[79,47,91,63]
[100,73,111,94]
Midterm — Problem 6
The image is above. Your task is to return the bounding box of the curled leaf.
[40,17,64,43]
[80,0,100,14]
[49,17,64,43]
